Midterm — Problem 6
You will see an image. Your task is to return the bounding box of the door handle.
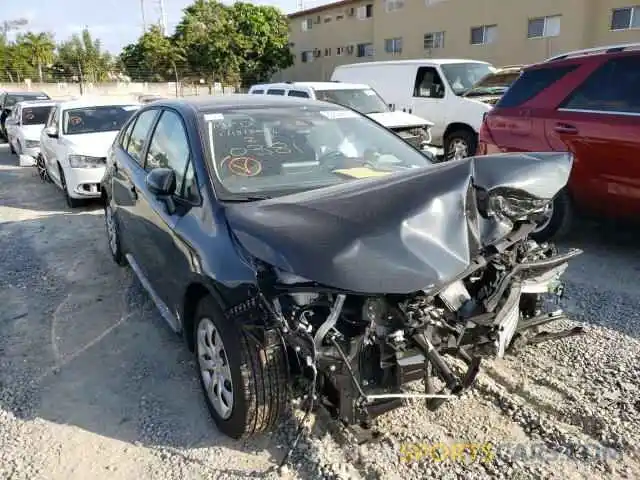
[554,123,578,134]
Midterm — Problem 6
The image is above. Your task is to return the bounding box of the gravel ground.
[1,144,639,480]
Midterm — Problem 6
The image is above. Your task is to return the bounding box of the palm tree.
[22,32,55,82]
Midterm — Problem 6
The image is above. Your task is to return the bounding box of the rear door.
[546,54,640,217]
[485,64,579,153]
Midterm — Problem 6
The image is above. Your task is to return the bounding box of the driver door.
[130,108,197,319]
[411,66,447,143]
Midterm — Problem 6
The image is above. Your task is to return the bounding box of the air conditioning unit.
[347,8,355,16]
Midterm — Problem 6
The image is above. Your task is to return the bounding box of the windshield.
[6,93,50,108]
[21,106,53,125]
[463,71,522,97]
[63,105,139,135]
[202,105,433,199]
[440,63,496,95]
[314,88,389,115]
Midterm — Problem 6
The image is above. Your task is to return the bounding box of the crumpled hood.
[368,111,434,129]
[63,131,119,157]
[224,152,573,294]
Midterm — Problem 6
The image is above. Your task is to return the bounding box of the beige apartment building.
[278,0,640,81]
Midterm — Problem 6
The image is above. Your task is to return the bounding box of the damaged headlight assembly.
[476,187,551,222]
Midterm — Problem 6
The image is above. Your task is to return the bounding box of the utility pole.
[158,0,168,35]
[141,0,147,34]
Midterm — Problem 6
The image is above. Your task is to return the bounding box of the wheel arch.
[182,278,229,352]
[443,122,476,141]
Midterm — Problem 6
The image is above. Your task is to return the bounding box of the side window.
[144,110,192,197]
[497,65,577,108]
[252,89,264,94]
[561,56,640,114]
[119,117,137,150]
[288,90,310,98]
[267,89,285,96]
[413,67,445,99]
[126,109,158,166]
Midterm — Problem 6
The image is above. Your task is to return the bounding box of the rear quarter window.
[267,89,285,96]
[496,65,577,108]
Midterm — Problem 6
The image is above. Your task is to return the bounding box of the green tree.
[4,40,34,82]
[54,29,113,82]
[21,32,56,82]
[228,2,293,86]
[119,25,184,82]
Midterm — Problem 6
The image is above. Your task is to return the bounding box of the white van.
[331,59,498,159]
[248,81,437,154]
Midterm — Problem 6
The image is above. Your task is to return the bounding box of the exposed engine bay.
[237,224,582,430]
[223,152,582,441]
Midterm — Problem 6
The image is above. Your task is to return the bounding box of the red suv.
[478,43,640,241]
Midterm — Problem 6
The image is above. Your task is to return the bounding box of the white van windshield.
[314,88,388,115]
[440,63,496,95]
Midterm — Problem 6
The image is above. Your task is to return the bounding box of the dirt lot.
[1,144,639,480]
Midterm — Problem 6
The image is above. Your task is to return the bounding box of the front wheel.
[194,297,288,439]
[444,129,478,161]
[530,189,573,243]
[59,167,83,208]
[36,155,51,182]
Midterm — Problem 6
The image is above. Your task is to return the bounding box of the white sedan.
[5,100,56,166]
[39,97,140,207]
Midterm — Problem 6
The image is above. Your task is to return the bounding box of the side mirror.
[145,167,177,214]
[44,126,58,138]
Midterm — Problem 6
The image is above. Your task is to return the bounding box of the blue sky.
[2,0,334,53]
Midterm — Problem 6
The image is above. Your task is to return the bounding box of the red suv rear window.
[496,65,578,108]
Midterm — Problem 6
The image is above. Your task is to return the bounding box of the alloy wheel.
[532,202,554,234]
[197,318,234,420]
[447,138,468,161]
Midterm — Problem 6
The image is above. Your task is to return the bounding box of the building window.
[424,31,445,49]
[301,51,314,63]
[336,46,345,56]
[324,48,331,56]
[611,6,640,30]
[528,15,561,38]
[301,18,312,31]
[357,43,374,57]
[384,37,403,54]
[470,25,497,45]
[336,14,344,20]
[357,4,374,19]
[384,0,404,12]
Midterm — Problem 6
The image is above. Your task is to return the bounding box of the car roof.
[56,96,140,109]
[336,58,492,68]
[151,94,341,113]
[2,91,49,97]
[251,81,371,91]
[14,100,57,108]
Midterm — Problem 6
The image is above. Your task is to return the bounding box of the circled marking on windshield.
[228,156,262,177]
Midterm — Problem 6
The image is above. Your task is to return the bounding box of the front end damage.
[223,152,582,435]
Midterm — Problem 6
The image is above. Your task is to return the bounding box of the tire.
[444,129,478,161]
[59,166,83,208]
[194,297,288,439]
[530,189,573,243]
[36,155,51,182]
[104,199,127,266]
